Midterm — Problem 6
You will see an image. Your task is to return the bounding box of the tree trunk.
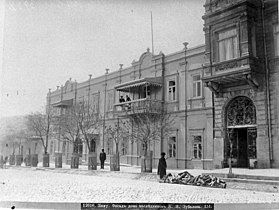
[88,152,97,170]
[110,152,120,171]
[31,154,38,167]
[71,153,79,169]
[15,154,23,166]
[141,150,153,173]
[9,154,15,165]
[55,152,62,168]
[43,153,50,167]
[25,154,32,166]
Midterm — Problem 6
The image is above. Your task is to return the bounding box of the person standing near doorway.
[157,152,167,179]
[99,149,106,169]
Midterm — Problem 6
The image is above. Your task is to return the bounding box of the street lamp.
[183,42,188,169]
[102,69,109,149]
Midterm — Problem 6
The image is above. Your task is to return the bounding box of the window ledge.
[212,55,259,66]
[192,159,202,161]
[188,97,204,101]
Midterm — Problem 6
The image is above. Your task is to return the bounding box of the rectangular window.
[168,81,176,101]
[274,24,279,56]
[121,137,128,156]
[168,136,176,158]
[193,75,202,98]
[193,135,202,159]
[143,86,151,99]
[218,28,238,62]
[79,96,85,104]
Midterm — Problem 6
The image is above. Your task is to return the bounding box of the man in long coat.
[99,149,106,169]
[157,152,167,179]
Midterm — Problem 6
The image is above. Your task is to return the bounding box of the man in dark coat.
[99,149,106,169]
[157,152,167,179]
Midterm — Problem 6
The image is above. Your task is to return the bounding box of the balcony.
[114,77,163,116]
[114,98,163,117]
[202,56,260,96]
[51,99,73,108]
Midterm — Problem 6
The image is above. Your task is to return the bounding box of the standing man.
[157,152,167,179]
[99,149,106,169]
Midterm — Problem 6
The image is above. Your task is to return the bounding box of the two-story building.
[47,45,215,170]
[46,0,278,170]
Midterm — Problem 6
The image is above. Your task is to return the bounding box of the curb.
[6,165,279,186]
[222,177,279,185]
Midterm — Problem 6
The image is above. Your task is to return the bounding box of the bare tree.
[125,104,175,171]
[106,119,129,155]
[59,102,101,153]
[77,102,101,153]
[58,106,81,154]
[26,108,54,155]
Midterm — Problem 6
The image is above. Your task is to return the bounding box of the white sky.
[0,0,205,118]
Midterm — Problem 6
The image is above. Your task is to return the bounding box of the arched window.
[227,96,256,127]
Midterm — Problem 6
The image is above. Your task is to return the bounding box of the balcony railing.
[114,98,163,116]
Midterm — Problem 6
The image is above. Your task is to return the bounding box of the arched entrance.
[225,96,257,168]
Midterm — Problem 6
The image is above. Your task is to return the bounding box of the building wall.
[202,0,278,169]
[265,0,279,168]
[44,0,279,170]
[47,45,213,169]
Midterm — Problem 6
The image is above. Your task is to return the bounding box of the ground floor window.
[168,136,176,158]
[121,137,128,155]
[193,135,202,159]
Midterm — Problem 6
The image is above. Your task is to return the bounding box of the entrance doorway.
[225,96,257,168]
[228,128,248,168]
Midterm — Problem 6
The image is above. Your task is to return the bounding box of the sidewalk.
[9,161,279,176]
[7,162,279,184]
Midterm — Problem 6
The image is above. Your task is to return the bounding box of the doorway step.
[202,172,279,185]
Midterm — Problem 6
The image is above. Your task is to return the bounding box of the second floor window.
[218,28,238,62]
[274,23,279,56]
[143,86,151,98]
[193,75,202,98]
[168,81,176,101]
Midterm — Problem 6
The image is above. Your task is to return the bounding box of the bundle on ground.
[159,171,226,188]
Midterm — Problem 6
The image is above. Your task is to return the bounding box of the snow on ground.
[0,167,279,204]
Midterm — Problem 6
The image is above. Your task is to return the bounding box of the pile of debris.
[159,171,226,188]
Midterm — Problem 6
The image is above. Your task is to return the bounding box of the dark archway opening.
[225,96,257,168]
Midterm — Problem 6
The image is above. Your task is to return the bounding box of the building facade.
[47,45,216,170]
[46,0,278,170]
[202,0,278,168]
